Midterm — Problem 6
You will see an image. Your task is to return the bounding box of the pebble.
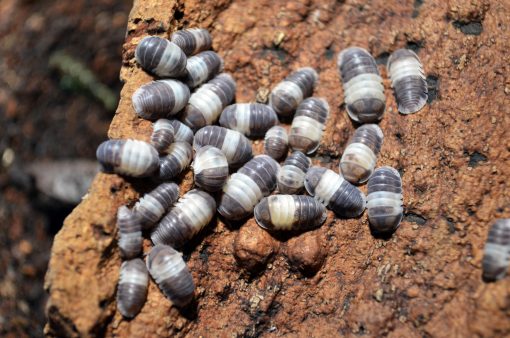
[233,220,278,271]
[286,230,326,274]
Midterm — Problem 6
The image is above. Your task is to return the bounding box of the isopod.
[132,80,190,120]
[181,73,236,131]
[170,28,212,56]
[134,183,179,230]
[157,142,193,180]
[218,155,280,220]
[255,195,327,232]
[340,124,384,184]
[135,36,187,77]
[269,67,318,117]
[219,103,278,138]
[151,119,175,154]
[151,189,216,247]
[117,206,142,259]
[184,51,224,88]
[305,167,366,218]
[117,258,149,318]
[264,126,289,160]
[96,139,159,177]
[193,126,252,168]
[168,120,194,144]
[193,146,229,192]
[146,245,195,308]
[337,47,385,123]
[288,97,329,154]
[387,49,428,114]
[482,219,510,282]
[366,167,403,233]
[277,151,311,194]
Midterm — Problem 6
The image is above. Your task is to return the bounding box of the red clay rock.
[234,220,279,272]
[285,230,327,274]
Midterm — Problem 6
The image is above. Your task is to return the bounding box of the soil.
[44,0,510,337]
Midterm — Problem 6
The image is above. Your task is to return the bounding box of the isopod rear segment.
[277,151,311,194]
[132,80,190,121]
[135,36,187,77]
[117,259,149,318]
[183,51,224,88]
[96,139,159,177]
[482,219,510,282]
[193,146,229,192]
[134,182,179,230]
[157,142,193,180]
[170,28,212,56]
[264,126,289,160]
[288,97,329,154]
[219,103,278,138]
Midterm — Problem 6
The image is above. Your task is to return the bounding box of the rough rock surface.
[45,0,510,336]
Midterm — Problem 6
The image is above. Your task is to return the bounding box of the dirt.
[45,0,510,337]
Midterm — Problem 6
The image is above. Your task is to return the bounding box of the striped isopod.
[255,195,327,232]
[193,146,229,192]
[387,49,428,114]
[218,155,280,220]
[157,142,193,180]
[219,103,278,138]
[337,47,385,123]
[117,259,149,318]
[146,245,194,308]
[264,126,289,160]
[305,167,366,218]
[340,124,384,184]
[134,183,179,230]
[269,67,318,117]
[132,80,190,120]
[117,206,142,259]
[134,36,187,77]
[96,139,159,177]
[184,51,224,88]
[170,28,212,56]
[193,126,252,168]
[151,189,216,247]
[181,73,236,131]
[366,167,403,233]
[168,120,194,144]
[482,219,510,281]
[151,119,175,154]
[288,97,329,154]
[277,151,311,194]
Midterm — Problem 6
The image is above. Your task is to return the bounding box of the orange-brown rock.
[285,230,327,274]
[234,220,279,272]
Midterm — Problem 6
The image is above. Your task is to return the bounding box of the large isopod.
[482,219,510,282]
[117,258,149,318]
[96,139,159,177]
[277,151,311,194]
[170,28,212,56]
[168,120,194,144]
[193,146,229,192]
[288,97,329,154]
[184,51,224,88]
[134,183,179,230]
[264,126,289,160]
[157,142,193,180]
[117,206,142,259]
[219,103,278,138]
[151,119,175,154]
[132,80,190,120]
[135,36,187,77]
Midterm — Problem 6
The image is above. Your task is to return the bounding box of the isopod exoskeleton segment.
[337,47,385,123]
[168,120,194,144]
[146,245,195,308]
[193,146,229,192]
[132,80,190,121]
[219,103,278,138]
[170,28,212,56]
[305,167,366,218]
[482,219,510,282]
[288,97,329,154]
[218,155,280,220]
[366,167,403,233]
[277,151,311,194]
[157,142,193,180]
[117,259,149,318]
[134,182,179,230]
[181,73,236,131]
[269,67,318,117]
[193,125,252,168]
[184,51,224,88]
[387,49,428,114]
[135,36,187,78]
[96,139,159,177]
[264,126,289,160]
[117,206,142,259]
[151,119,175,154]
[255,195,327,232]
[340,124,384,184]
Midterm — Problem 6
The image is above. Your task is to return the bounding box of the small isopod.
[151,119,175,154]
[117,206,142,259]
[184,51,224,88]
[366,167,403,233]
[337,47,385,123]
[135,36,187,77]
[387,49,428,114]
[96,139,159,177]
[168,120,194,144]
[151,189,216,247]
[269,67,318,117]
[277,151,311,194]
[340,124,384,184]
[264,126,289,160]
[117,258,149,318]
[181,73,236,131]
[255,195,327,232]
[482,219,510,282]
[193,146,229,192]
[305,167,366,218]
[219,103,278,138]
[170,28,212,56]
[218,155,280,220]
[132,80,190,120]
[157,141,193,180]
[193,126,252,168]
[146,245,195,308]
[288,97,329,154]
[134,183,179,230]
